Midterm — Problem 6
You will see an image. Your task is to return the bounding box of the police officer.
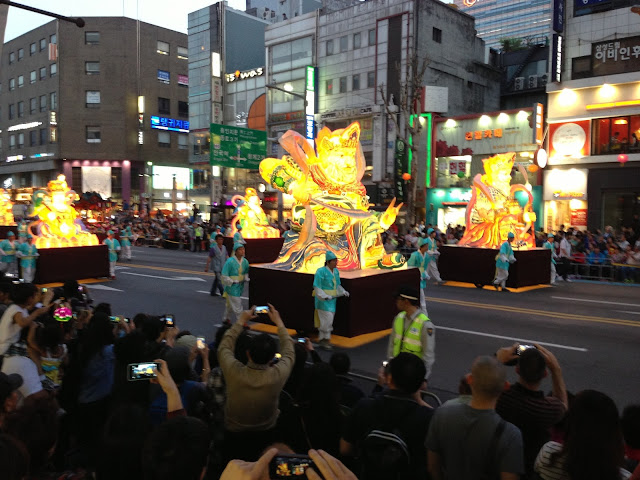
[386,285,435,378]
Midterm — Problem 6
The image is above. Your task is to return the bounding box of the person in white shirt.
[557,232,572,282]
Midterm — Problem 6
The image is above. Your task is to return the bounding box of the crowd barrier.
[568,261,640,283]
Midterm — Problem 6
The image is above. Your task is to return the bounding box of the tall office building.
[0,18,190,211]
[452,0,552,50]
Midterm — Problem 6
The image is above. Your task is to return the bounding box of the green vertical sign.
[210,123,267,169]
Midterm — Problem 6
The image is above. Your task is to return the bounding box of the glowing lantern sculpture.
[458,152,536,249]
[259,122,404,272]
[28,175,99,248]
[0,189,15,226]
[618,154,628,166]
[230,188,280,239]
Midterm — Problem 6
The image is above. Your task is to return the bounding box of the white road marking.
[615,310,640,315]
[552,296,640,308]
[85,284,124,292]
[120,272,206,282]
[114,266,130,271]
[437,325,588,352]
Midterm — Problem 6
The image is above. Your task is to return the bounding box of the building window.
[340,35,348,52]
[17,101,24,117]
[368,28,376,46]
[8,104,15,120]
[30,43,36,55]
[85,61,100,75]
[86,126,101,143]
[86,90,101,107]
[39,67,46,80]
[18,48,24,61]
[326,39,334,56]
[572,56,591,80]
[18,75,24,88]
[40,95,47,112]
[30,71,36,84]
[9,78,15,91]
[178,134,188,150]
[40,38,46,51]
[339,76,347,93]
[591,115,640,155]
[158,97,170,115]
[157,41,170,55]
[18,133,24,148]
[9,52,15,64]
[85,31,100,45]
[433,27,442,43]
[50,34,57,44]
[352,74,360,91]
[40,128,47,145]
[367,71,375,88]
[30,97,37,114]
[50,64,57,76]
[177,46,188,60]
[9,135,15,149]
[158,131,170,147]
[50,92,57,110]
[178,101,189,118]
[326,79,333,95]
[353,32,361,49]
[30,131,37,147]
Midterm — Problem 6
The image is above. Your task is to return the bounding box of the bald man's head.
[470,355,507,399]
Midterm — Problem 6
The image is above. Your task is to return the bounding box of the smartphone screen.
[269,454,315,478]
[197,337,206,349]
[109,316,121,324]
[127,362,159,381]
[163,315,175,326]
[297,337,306,344]
[41,287,48,293]
[255,306,269,314]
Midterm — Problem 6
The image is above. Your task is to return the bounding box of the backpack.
[358,397,413,480]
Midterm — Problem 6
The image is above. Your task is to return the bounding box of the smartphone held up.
[127,362,160,381]
[269,453,315,479]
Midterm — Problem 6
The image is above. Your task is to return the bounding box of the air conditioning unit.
[514,77,525,91]
[539,73,548,87]
[528,74,538,89]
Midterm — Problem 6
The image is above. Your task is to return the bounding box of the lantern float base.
[249,265,420,338]
[34,245,110,284]
[223,237,284,264]
[438,245,551,288]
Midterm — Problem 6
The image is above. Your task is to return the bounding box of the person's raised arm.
[534,344,568,409]
[267,303,293,370]
[218,308,256,373]
[152,359,183,415]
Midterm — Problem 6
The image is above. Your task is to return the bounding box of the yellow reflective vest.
[392,311,429,357]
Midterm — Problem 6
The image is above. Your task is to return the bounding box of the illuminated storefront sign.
[225,67,264,83]
[152,166,191,190]
[543,168,588,201]
[6,155,25,162]
[157,69,170,83]
[30,153,54,158]
[465,129,503,140]
[178,74,189,86]
[150,116,190,133]
[592,35,640,76]
[549,121,590,159]
[305,66,316,143]
[533,103,544,145]
[552,34,563,83]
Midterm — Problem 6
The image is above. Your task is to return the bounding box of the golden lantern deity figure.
[0,189,15,226]
[259,122,403,272]
[29,175,99,248]
[229,188,280,239]
[458,152,536,249]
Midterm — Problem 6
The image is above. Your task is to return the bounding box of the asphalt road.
[83,246,640,409]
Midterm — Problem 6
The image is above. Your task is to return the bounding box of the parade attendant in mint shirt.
[103,230,121,279]
[493,231,516,292]
[119,224,133,261]
[313,251,349,350]
[543,233,557,285]
[426,228,444,284]
[233,225,246,245]
[0,231,18,277]
[221,243,250,322]
[407,238,429,313]
[17,235,39,283]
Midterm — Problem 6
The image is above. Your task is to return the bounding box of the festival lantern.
[402,173,411,181]
[618,153,628,166]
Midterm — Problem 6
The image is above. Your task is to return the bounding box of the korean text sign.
[210,123,267,169]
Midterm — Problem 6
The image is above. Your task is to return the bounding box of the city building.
[0,17,190,212]
[452,0,552,51]
[264,0,500,220]
[245,0,322,23]
[187,3,270,215]
[545,1,640,231]
[499,44,549,111]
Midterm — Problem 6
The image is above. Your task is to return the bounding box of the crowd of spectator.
[0,274,638,480]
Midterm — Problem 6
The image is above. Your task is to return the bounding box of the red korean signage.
[570,209,587,227]
[549,120,590,158]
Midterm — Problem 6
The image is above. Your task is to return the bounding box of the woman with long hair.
[535,389,631,480]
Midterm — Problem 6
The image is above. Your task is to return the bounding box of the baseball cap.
[0,372,23,406]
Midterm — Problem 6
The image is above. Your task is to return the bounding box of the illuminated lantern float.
[29,175,100,248]
[26,175,109,284]
[250,122,418,338]
[438,152,551,288]
[230,188,280,239]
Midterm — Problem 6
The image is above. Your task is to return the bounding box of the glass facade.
[453,0,552,50]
